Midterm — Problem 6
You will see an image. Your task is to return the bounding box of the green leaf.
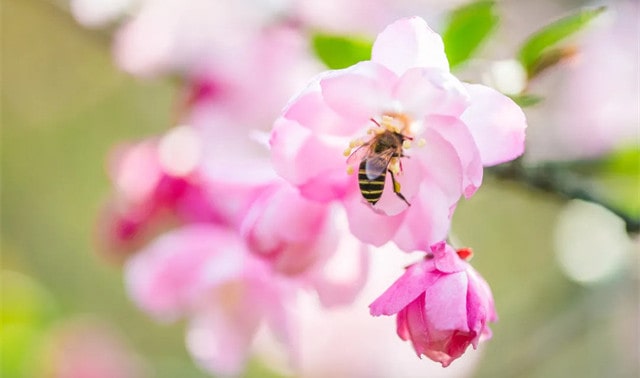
[442,0,499,69]
[311,33,373,69]
[518,6,606,77]
[590,147,640,220]
[508,93,544,107]
[602,147,640,176]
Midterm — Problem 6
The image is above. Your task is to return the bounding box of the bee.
[348,124,411,207]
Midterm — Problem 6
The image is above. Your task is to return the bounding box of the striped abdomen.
[358,160,386,205]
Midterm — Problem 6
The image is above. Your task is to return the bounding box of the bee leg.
[388,170,411,206]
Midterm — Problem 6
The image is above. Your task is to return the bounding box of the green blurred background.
[2,0,638,377]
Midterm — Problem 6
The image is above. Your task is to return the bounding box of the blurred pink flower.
[112,0,293,77]
[241,181,336,275]
[370,242,497,367]
[97,128,219,258]
[240,180,370,306]
[270,17,526,251]
[124,195,369,374]
[125,224,297,376]
[186,26,322,132]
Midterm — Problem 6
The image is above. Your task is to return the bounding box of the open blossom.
[369,242,497,367]
[270,16,527,251]
[125,224,297,376]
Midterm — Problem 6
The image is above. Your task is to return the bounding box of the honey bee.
[348,124,411,207]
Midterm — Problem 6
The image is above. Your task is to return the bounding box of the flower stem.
[487,159,640,234]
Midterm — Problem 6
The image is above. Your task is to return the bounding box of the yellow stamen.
[389,158,400,175]
[343,148,352,156]
[402,140,412,149]
[417,138,426,147]
[346,166,355,175]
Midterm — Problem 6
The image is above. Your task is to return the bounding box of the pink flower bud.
[370,242,497,367]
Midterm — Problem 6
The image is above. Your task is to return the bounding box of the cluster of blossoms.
[271,16,525,367]
[86,1,526,374]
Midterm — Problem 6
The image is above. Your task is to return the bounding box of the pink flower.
[121,156,372,373]
[240,180,370,306]
[125,224,296,376]
[97,129,219,258]
[241,181,336,275]
[270,17,527,251]
[369,242,497,367]
[113,0,294,77]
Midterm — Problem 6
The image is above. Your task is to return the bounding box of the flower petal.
[270,117,350,202]
[465,266,498,348]
[392,182,452,252]
[428,115,483,198]
[284,90,362,137]
[372,17,449,76]
[369,260,440,316]
[369,154,422,216]
[186,305,260,377]
[320,61,396,123]
[394,68,469,119]
[124,225,245,321]
[431,242,467,273]
[411,127,464,205]
[310,229,370,308]
[461,84,527,166]
[343,191,405,247]
[423,272,470,332]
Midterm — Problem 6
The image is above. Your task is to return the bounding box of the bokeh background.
[2,0,638,377]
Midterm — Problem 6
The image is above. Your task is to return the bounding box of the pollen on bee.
[389,158,401,175]
[349,139,362,148]
[346,165,355,175]
[393,180,402,193]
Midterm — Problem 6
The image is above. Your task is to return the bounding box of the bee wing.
[346,143,372,166]
[364,151,394,180]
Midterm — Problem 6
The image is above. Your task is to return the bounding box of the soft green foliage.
[442,0,499,69]
[518,6,606,77]
[598,147,640,217]
[311,33,373,69]
[0,271,57,378]
[508,93,543,107]
[604,147,640,176]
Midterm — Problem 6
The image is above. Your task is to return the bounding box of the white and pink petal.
[427,115,483,198]
[320,61,397,124]
[461,84,527,166]
[372,17,450,76]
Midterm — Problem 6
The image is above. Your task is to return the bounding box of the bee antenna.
[370,118,381,127]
